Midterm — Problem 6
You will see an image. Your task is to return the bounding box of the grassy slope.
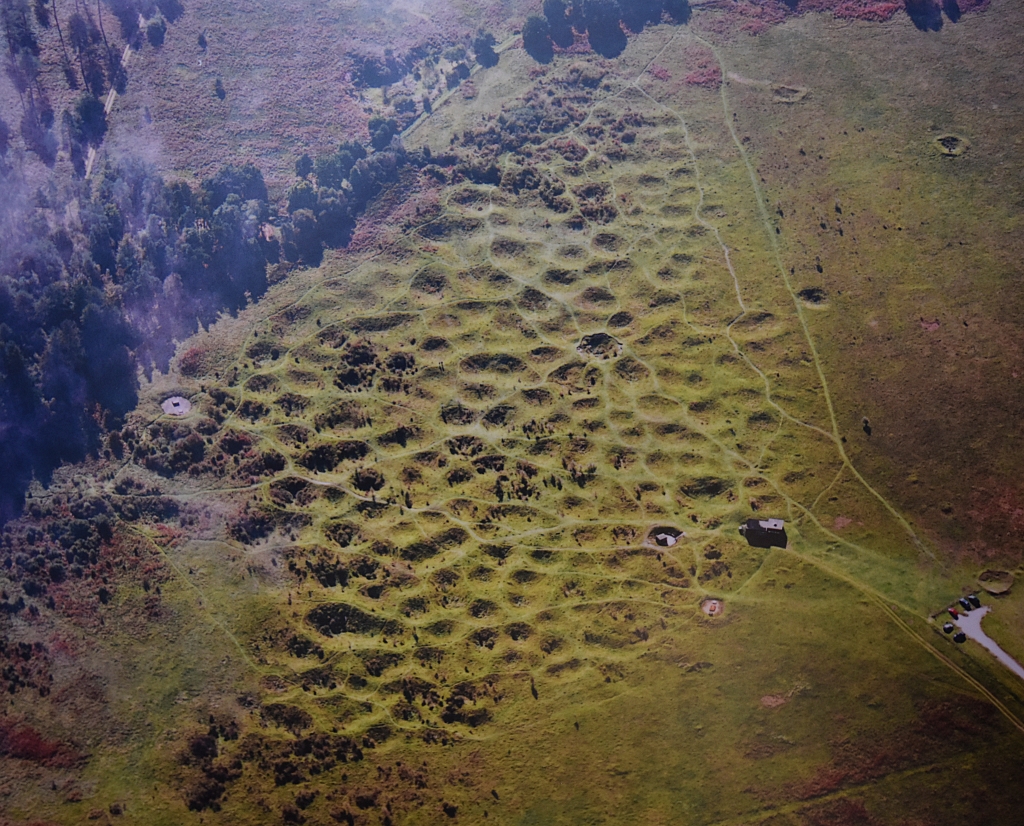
[4,2,1024,824]
[726,8,1024,565]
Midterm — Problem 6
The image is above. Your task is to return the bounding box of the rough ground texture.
[1,0,1024,824]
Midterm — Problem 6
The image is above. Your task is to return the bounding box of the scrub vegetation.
[1,0,1023,824]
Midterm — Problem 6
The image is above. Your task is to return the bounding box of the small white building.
[162,396,192,416]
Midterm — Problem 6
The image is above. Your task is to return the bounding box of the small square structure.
[739,518,788,549]
[162,396,192,416]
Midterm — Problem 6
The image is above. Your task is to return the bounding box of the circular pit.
[162,396,192,416]
[701,598,724,617]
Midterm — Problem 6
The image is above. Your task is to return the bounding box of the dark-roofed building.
[739,518,788,549]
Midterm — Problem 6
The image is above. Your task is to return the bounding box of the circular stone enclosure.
[933,134,969,157]
[646,526,685,548]
[162,396,192,416]
[701,598,724,617]
[978,569,1013,595]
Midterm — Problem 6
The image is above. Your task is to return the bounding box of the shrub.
[473,31,498,68]
[522,16,553,64]
[368,116,398,151]
[146,15,167,47]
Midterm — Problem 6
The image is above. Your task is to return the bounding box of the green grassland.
[4,3,1024,824]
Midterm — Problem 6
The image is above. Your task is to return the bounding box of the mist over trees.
[0,0,697,526]
[0,157,270,520]
[0,0,412,524]
[0,102,419,523]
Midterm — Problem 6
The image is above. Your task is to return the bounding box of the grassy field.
[3,2,1024,824]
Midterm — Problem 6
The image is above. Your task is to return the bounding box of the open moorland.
[2,1,1024,824]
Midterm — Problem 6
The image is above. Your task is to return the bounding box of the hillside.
[2,1,1024,824]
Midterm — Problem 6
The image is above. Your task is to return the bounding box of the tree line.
[522,0,691,62]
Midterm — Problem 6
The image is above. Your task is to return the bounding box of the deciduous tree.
[522,15,553,64]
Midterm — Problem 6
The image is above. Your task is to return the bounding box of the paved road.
[954,605,1024,682]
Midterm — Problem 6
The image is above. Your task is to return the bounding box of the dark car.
[953,632,967,644]
[943,622,954,634]
[958,597,972,612]
[967,594,981,609]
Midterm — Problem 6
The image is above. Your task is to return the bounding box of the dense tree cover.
[367,116,398,152]
[663,0,692,24]
[0,157,274,520]
[581,0,627,58]
[619,0,665,32]
[543,0,575,48]
[0,116,417,522]
[283,138,408,265]
[529,0,691,62]
[354,47,408,88]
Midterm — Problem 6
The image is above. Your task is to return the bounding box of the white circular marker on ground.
[162,396,192,416]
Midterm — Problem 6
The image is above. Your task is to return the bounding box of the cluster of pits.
[142,71,860,762]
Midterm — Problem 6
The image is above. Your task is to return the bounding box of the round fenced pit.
[646,526,684,548]
[701,598,724,617]
[978,569,1013,596]
[933,134,969,157]
[162,396,192,416]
